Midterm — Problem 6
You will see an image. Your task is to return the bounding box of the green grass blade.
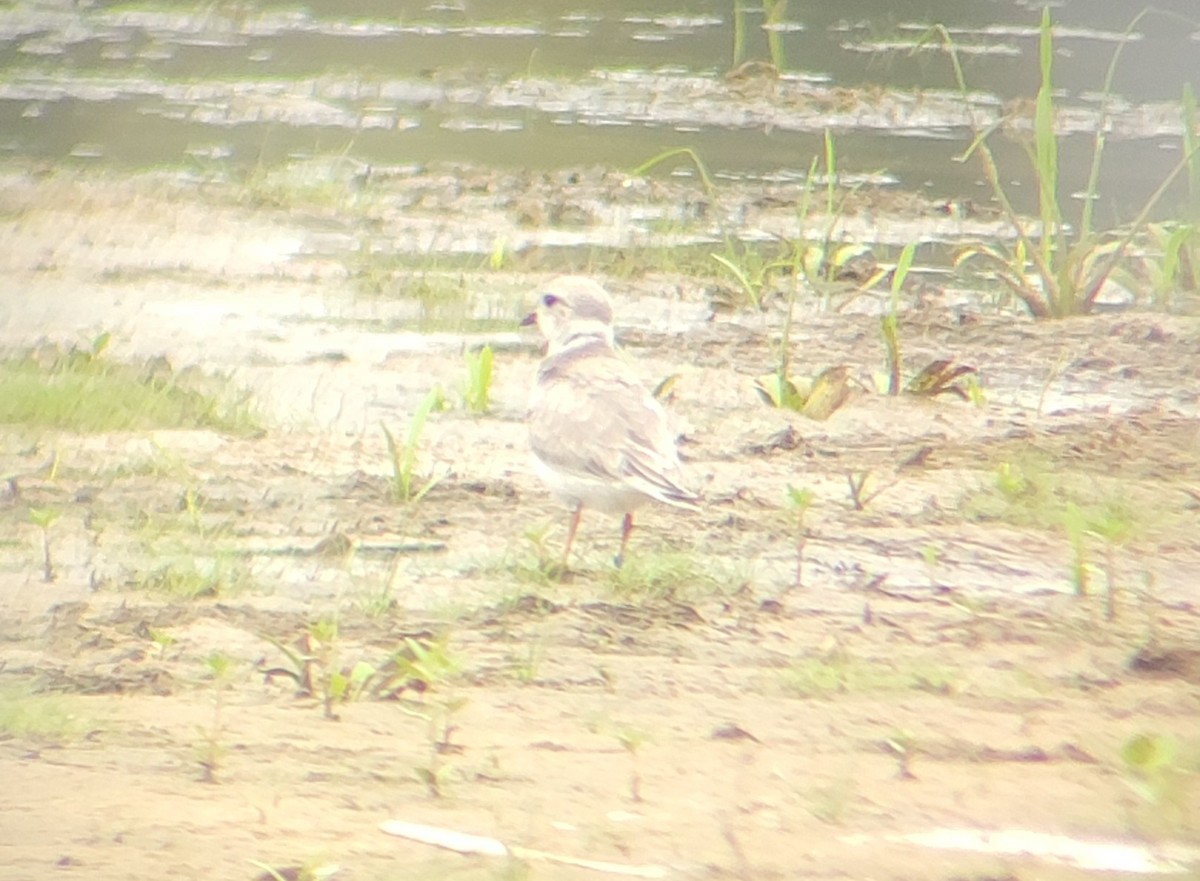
[795,154,819,230]
[1080,144,1200,310]
[1034,7,1060,264]
[404,389,439,470]
[633,146,729,250]
[710,253,760,309]
[890,241,917,312]
[1160,225,1190,284]
[409,470,447,506]
[631,147,717,199]
[381,422,408,501]
[764,0,787,69]
[1183,83,1199,213]
[882,243,917,384]
[732,0,746,67]
[880,314,901,396]
[823,128,836,217]
[777,154,821,384]
[1080,10,1151,243]
[464,345,493,413]
[382,387,442,503]
[934,22,1052,317]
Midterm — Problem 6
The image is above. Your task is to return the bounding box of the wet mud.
[1,159,1199,880]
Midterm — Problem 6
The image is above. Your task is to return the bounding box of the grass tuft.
[383,387,447,504]
[462,345,494,414]
[134,557,255,599]
[780,652,954,698]
[962,455,1146,538]
[0,685,91,743]
[0,338,259,434]
[606,549,719,600]
[941,10,1199,318]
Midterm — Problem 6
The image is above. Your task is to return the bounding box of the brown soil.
[1,165,1199,881]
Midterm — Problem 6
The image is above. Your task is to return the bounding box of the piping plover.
[521,276,700,570]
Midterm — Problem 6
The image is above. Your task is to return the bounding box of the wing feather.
[529,348,698,509]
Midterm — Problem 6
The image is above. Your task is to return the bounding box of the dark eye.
[541,293,559,307]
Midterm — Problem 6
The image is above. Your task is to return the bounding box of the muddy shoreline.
[1,161,1198,880]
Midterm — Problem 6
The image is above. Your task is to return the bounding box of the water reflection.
[0,0,1195,217]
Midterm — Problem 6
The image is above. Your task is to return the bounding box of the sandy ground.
[1,165,1199,881]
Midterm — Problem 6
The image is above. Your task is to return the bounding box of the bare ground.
[1,164,1199,881]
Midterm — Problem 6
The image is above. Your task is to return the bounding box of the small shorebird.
[522,276,700,570]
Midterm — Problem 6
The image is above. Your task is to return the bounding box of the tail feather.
[625,456,702,511]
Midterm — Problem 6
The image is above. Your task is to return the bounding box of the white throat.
[547,318,615,355]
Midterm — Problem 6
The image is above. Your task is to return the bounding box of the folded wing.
[530,351,700,510]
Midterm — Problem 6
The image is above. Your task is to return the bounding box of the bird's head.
[522,276,616,353]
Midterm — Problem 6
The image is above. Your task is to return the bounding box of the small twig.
[846,471,893,511]
[794,531,806,589]
[1036,346,1068,420]
[1105,544,1117,622]
[41,529,54,583]
[380,820,668,878]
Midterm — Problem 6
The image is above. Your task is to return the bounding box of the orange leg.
[615,512,634,569]
[561,503,583,572]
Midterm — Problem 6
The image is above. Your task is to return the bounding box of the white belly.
[532,455,649,517]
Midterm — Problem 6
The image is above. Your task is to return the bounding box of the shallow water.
[1,0,1196,220]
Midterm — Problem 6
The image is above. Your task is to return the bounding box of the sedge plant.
[732,0,788,71]
[382,387,446,504]
[28,507,60,583]
[754,136,875,417]
[260,616,377,720]
[197,652,236,782]
[786,485,814,589]
[879,242,916,395]
[461,345,493,414]
[946,10,1199,317]
[1119,732,1198,835]
[1140,85,1200,305]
